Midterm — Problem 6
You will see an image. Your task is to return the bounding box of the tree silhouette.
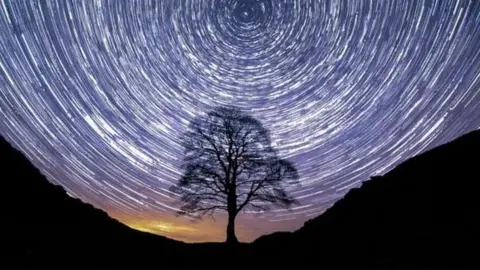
[170,106,299,244]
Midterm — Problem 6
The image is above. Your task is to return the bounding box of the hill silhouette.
[0,137,190,268]
[253,130,478,268]
[1,130,478,268]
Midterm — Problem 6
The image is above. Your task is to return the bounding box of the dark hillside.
[0,136,184,267]
[254,130,479,268]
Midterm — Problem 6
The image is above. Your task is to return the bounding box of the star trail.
[1,0,480,242]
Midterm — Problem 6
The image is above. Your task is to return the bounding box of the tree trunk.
[226,212,238,244]
[226,185,238,244]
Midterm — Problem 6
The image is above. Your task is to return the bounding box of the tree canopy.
[170,106,299,243]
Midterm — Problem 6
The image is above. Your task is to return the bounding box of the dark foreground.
[1,131,478,268]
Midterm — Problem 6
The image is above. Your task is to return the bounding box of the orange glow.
[107,209,301,243]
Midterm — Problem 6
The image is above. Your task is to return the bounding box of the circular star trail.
[1,0,479,242]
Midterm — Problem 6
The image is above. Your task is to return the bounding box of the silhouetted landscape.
[2,0,479,268]
[2,130,478,268]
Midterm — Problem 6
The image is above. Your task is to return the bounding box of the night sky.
[1,0,479,242]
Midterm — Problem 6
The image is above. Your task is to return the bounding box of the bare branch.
[169,106,300,232]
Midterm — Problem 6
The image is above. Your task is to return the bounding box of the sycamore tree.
[170,106,299,244]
